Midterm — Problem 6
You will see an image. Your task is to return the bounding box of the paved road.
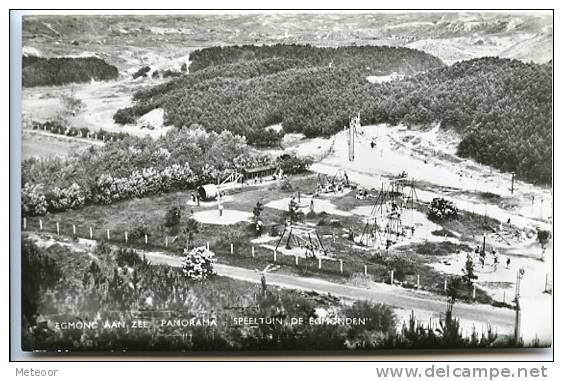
[143,250,515,333]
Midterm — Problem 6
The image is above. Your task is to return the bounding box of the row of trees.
[116,45,551,183]
[22,55,119,87]
[22,240,513,352]
[22,126,312,216]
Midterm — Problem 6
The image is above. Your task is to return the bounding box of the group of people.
[471,245,511,271]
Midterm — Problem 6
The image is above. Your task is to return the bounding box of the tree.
[537,229,551,250]
[181,218,200,249]
[462,257,478,284]
[287,197,304,223]
[181,246,216,281]
[252,201,264,224]
[164,205,182,234]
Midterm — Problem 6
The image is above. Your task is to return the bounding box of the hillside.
[117,47,551,184]
[115,44,444,145]
[22,55,119,87]
[22,13,552,70]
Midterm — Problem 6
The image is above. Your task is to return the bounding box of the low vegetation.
[22,240,517,351]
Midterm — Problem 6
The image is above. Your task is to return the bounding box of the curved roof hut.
[197,184,218,201]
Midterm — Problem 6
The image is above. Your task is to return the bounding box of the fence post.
[318,257,322,270]
[444,278,448,292]
[364,265,367,276]
[206,242,210,250]
[72,224,76,236]
[89,227,93,239]
[295,255,299,265]
[417,274,420,288]
[339,259,343,273]
[545,273,549,293]
[56,222,60,235]
[106,229,110,241]
[472,285,476,300]
[125,231,128,243]
[230,243,234,255]
[165,236,168,247]
[251,246,255,257]
[390,270,394,285]
[23,218,26,230]
[144,234,148,245]
[39,219,43,231]
[274,250,277,262]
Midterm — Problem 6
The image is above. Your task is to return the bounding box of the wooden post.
[318,257,322,270]
[165,236,168,247]
[545,274,549,293]
[472,285,476,300]
[503,291,506,303]
[364,265,367,276]
[206,242,210,250]
[23,218,26,230]
[106,229,110,241]
[89,227,93,239]
[295,255,299,265]
[72,224,76,236]
[339,259,343,273]
[390,270,394,285]
[230,243,234,255]
[39,219,43,231]
[251,246,255,257]
[125,231,128,243]
[444,278,448,292]
[144,234,148,245]
[56,222,60,235]
[416,274,420,288]
[274,250,277,262]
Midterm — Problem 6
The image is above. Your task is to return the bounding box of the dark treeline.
[116,45,551,184]
[22,55,119,87]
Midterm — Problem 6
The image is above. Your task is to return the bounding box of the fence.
[21,216,486,299]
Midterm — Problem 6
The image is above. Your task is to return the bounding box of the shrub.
[113,108,137,125]
[181,246,216,281]
[22,183,48,216]
[164,206,182,230]
[428,198,458,221]
[276,154,312,175]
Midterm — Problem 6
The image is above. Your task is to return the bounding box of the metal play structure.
[358,174,419,248]
[275,225,328,258]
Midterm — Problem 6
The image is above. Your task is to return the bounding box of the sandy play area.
[191,209,252,225]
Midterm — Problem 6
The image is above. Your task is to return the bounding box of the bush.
[22,183,48,216]
[276,154,312,175]
[428,198,458,221]
[164,206,182,232]
[181,246,216,281]
[113,108,137,125]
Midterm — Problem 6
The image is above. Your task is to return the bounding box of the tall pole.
[511,172,515,195]
[514,268,524,343]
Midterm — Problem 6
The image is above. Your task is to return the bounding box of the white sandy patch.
[138,108,165,129]
[265,196,352,217]
[192,209,252,225]
[366,72,405,84]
